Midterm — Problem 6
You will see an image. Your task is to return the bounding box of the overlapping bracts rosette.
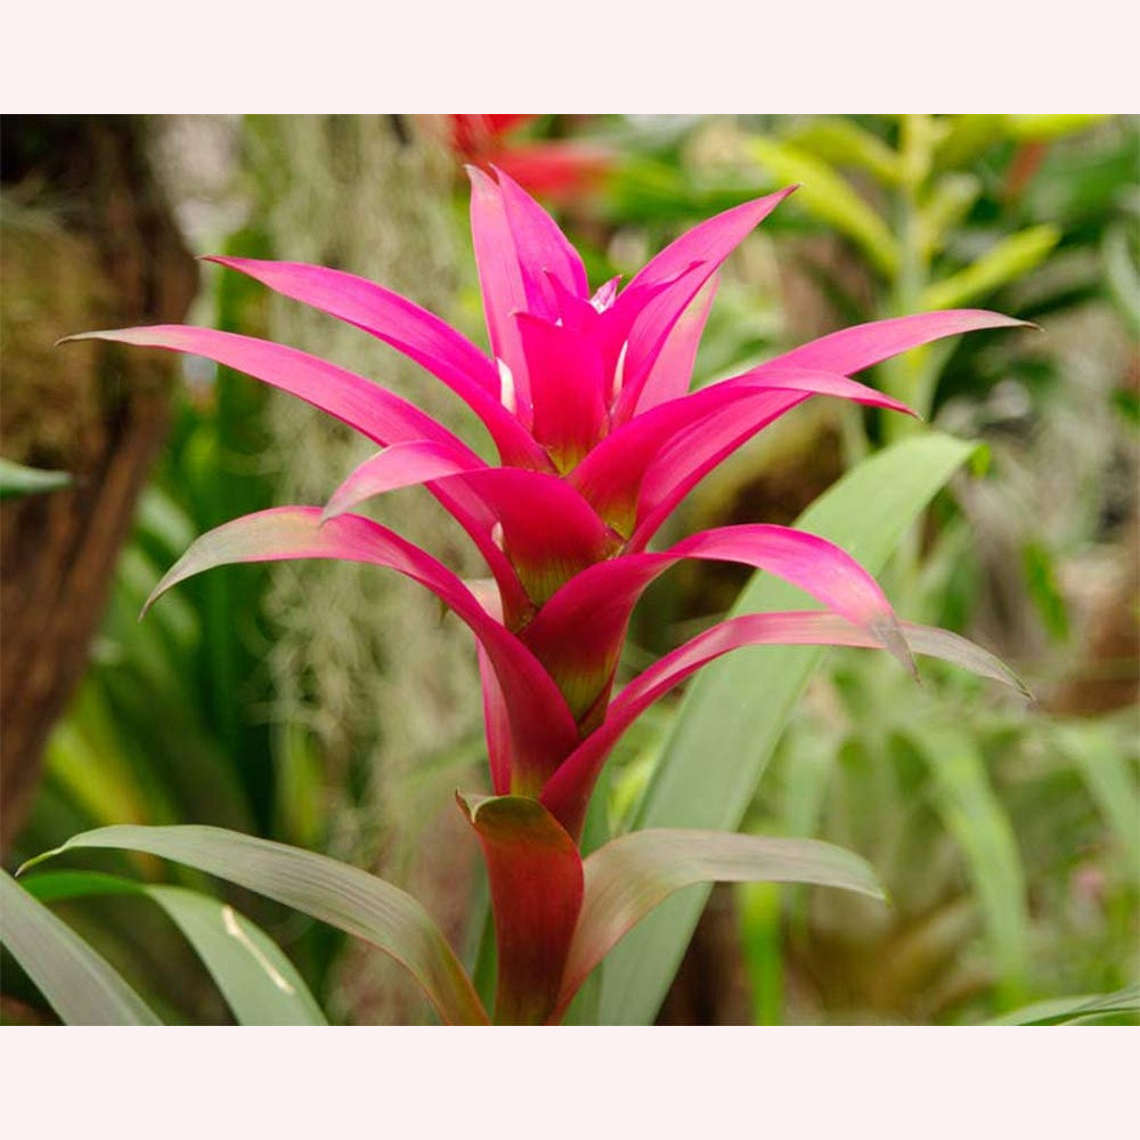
[66,170,1025,846]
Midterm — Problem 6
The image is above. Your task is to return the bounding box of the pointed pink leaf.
[467,165,534,423]
[758,309,1028,376]
[608,187,798,419]
[571,367,912,538]
[619,189,797,300]
[317,440,535,625]
[204,257,549,469]
[456,468,620,607]
[629,390,814,548]
[630,272,719,417]
[476,645,512,796]
[554,830,883,1019]
[628,382,913,550]
[523,524,908,720]
[458,794,583,1025]
[541,613,1028,839]
[59,327,534,625]
[62,325,479,454]
[515,313,608,471]
[321,439,485,521]
[466,585,512,794]
[321,446,619,613]
[495,165,589,312]
[145,507,579,792]
[609,260,710,420]
[544,270,602,337]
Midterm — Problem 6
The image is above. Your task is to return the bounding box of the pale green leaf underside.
[21,825,487,1025]
[0,869,160,1025]
[989,984,1140,1026]
[563,830,883,1007]
[601,432,978,1025]
[23,871,326,1025]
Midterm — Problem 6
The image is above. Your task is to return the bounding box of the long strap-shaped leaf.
[598,432,985,1025]
[21,826,488,1025]
[903,721,1030,997]
[0,869,160,1025]
[22,871,326,1025]
[551,831,883,1023]
[988,984,1140,1026]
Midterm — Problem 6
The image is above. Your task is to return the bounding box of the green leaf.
[1021,540,1070,643]
[748,137,899,275]
[21,824,488,1025]
[1004,114,1107,142]
[1103,222,1140,339]
[561,764,613,1025]
[22,871,326,1025]
[0,869,160,1025]
[784,119,902,186]
[920,225,1061,310]
[599,431,979,1025]
[559,830,883,1021]
[0,457,72,499]
[903,721,1029,1001]
[933,115,1006,170]
[989,984,1140,1026]
[917,174,982,262]
[1053,722,1140,879]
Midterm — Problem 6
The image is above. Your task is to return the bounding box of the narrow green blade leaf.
[1054,722,1140,879]
[748,137,899,275]
[920,225,1060,311]
[147,886,328,1025]
[561,765,612,1024]
[559,831,882,1020]
[22,825,487,1025]
[989,984,1140,1026]
[0,870,160,1025]
[0,457,72,499]
[23,871,326,1025]
[904,721,1029,1000]
[600,431,978,1025]
[783,118,903,185]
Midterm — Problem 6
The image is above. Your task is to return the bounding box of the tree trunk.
[0,115,198,850]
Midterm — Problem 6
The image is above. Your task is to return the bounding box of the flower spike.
[63,174,1031,1023]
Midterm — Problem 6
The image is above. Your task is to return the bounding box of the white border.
[1,2,1138,110]
[2,1026,1137,1137]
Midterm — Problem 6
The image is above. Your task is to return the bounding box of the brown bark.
[0,116,198,849]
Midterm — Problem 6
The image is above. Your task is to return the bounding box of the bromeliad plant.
[21,170,1029,1025]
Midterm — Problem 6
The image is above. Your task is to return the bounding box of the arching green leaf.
[23,871,326,1025]
[21,825,487,1025]
[0,870,159,1025]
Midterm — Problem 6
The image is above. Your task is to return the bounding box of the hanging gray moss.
[241,116,485,1019]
